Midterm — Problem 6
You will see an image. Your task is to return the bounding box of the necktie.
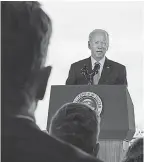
[93,63,100,85]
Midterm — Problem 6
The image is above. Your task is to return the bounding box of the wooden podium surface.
[98,140,126,162]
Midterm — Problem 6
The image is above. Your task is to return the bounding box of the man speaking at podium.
[66,29,127,85]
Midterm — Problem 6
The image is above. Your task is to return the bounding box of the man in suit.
[50,102,100,157]
[2,2,103,162]
[66,29,127,85]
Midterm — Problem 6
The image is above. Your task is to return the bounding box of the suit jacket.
[2,117,103,162]
[66,57,127,85]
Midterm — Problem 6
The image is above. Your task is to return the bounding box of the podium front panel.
[47,85,135,140]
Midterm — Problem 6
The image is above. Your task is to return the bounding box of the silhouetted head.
[2,1,52,119]
[123,138,143,162]
[49,102,100,157]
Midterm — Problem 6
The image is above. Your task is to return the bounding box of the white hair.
[89,29,109,47]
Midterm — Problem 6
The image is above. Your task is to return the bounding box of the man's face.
[89,32,108,60]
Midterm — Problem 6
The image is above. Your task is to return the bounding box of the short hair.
[123,138,143,162]
[89,29,109,47]
[50,102,100,154]
[2,2,52,113]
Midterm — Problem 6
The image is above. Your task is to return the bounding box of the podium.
[47,85,135,162]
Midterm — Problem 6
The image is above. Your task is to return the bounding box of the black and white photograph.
[1,1,144,162]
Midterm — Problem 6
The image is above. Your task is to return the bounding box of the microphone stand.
[81,64,100,85]
[81,65,93,85]
[81,65,89,82]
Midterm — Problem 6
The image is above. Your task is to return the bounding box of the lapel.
[87,57,92,73]
[98,57,112,84]
[80,57,92,84]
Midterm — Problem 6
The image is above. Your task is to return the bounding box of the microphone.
[81,64,89,81]
[80,63,100,85]
[81,64,88,76]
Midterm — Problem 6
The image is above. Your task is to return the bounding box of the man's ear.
[36,66,52,100]
[88,41,91,49]
[92,143,100,157]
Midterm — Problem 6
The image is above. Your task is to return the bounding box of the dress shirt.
[91,56,105,77]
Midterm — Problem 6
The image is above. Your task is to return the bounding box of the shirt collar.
[15,114,35,122]
[91,56,105,69]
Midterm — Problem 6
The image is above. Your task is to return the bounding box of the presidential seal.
[73,92,102,116]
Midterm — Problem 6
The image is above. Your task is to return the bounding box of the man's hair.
[89,29,109,47]
[50,102,100,154]
[123,138,143,162]
[2,2,52,114]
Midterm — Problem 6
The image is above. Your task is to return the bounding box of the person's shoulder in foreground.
[122,138,143,162]
[3,117,103,162]
[1,1,104,162]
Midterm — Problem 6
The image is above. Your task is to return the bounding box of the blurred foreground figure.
[123,138,143,162]
[50,102,100,157]
[1,2,104,162]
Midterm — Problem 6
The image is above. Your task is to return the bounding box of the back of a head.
[50,102,100,156]
[123,138,143,162]
[2,1,52,116]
